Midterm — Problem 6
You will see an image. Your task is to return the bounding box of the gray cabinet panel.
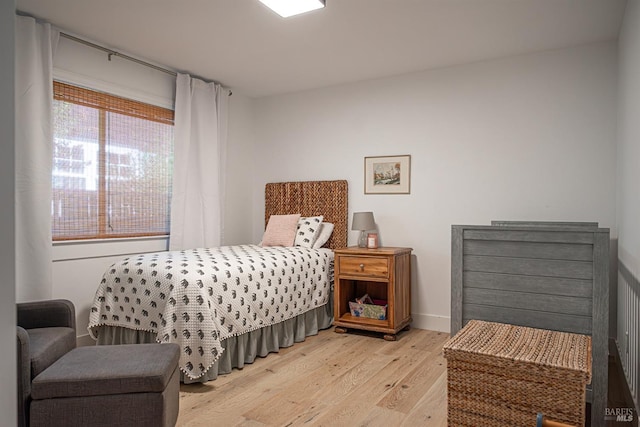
[462,304,592,335]
[463,287,592,317]
[463,255,593,280]
[451,222,609,427]
[464,229,596,244]
[464,240,593,261]
[464,271,592,298]
[491,220,599,229]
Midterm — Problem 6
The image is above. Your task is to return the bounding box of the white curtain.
[14,16,59,302]
[169,73,228,250]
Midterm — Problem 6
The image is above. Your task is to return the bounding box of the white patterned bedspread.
[88,245,333,379]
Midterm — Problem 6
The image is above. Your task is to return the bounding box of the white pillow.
[262,214,301,247]
[294,215,324,248]
[312,222,334,249]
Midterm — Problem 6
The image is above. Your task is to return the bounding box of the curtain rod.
[60,32,231,95]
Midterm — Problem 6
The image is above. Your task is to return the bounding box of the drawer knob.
[359,263,365,270]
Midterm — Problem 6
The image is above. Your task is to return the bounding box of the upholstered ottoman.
[29,343,180,427]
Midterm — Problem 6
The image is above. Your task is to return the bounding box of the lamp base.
[358,231,368,248]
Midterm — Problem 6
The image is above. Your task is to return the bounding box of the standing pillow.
[312,222,334,248]
[294,215,324,248]
[262,214,301,247]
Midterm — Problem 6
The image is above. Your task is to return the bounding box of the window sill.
[52,235,169,262]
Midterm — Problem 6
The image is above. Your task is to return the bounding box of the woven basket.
[443,320,591,427]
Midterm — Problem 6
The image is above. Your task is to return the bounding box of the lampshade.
[352,212,375,248]
[258,0,325,18]
[352,212,375,231]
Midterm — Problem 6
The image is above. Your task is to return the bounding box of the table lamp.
[352,212,376,248]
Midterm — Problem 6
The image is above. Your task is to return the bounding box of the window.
[52,81,174,240]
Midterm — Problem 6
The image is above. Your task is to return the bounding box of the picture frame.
[364,155,411,194]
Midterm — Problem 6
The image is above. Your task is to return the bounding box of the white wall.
[618,1,640,278]
[252,43,618,332]
[617,0,640,387]
[223,92,256,246]
[1,2,16,423]
[54,34,175,108]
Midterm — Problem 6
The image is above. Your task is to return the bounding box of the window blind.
[52,81,174,240]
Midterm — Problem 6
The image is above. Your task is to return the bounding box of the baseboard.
[411,313,450,333]
[76,334,95,347]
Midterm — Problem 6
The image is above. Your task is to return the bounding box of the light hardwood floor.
[176,327,449,427]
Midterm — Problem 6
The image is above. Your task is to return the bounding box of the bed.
[89,180,348,383]
[451,221,609,427]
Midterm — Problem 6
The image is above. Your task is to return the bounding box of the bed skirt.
[93,293,334,383]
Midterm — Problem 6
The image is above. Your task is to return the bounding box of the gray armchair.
[16,299,76,427]
[17,299,179,427]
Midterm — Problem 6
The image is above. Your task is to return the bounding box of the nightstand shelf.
[333,246,412,340]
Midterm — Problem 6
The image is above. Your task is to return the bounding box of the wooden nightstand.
[333,246,412,340]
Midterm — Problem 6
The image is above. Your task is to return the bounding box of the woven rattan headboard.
[265,180,348,250]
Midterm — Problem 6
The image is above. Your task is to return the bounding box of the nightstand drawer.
[339,256,388,278]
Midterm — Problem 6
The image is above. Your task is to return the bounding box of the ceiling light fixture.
[258,0,325,18]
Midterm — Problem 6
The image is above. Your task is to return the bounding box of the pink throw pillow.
[261,214,301,247]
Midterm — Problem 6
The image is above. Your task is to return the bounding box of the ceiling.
[16,0,627,98]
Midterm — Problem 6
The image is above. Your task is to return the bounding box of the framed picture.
[364,155,411,194]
